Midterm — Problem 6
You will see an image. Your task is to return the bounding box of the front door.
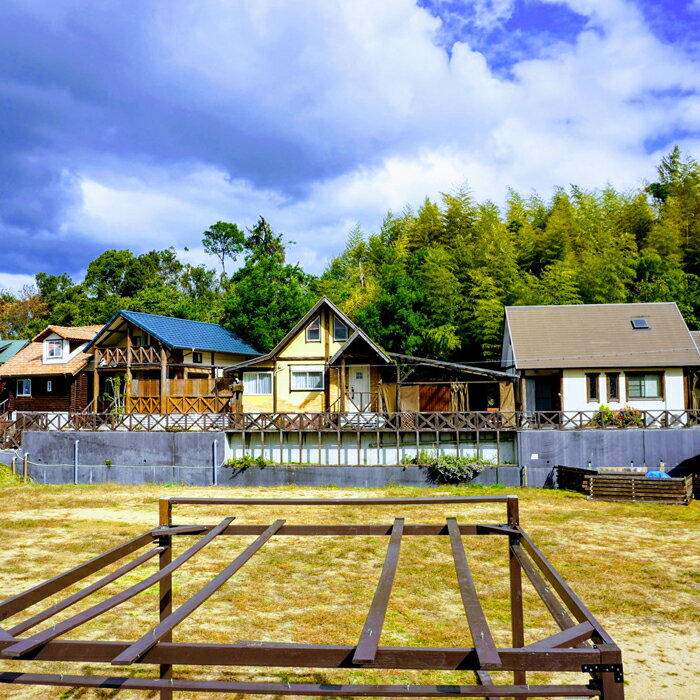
[348,365,370,411]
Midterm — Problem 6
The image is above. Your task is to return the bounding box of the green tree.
[202,221,245,276]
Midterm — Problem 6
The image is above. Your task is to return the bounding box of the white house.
[501,302,700,413]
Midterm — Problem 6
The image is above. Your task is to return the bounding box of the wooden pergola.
[0,496,624,698]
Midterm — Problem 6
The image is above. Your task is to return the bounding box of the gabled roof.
[691,331,700,351]
[226,297,384,371]
[0,339,29,365]
[0,343,93,377]
[328,330,392,365]
[86,311,261,356]
[33,325,103,342]
[504,302,700,370]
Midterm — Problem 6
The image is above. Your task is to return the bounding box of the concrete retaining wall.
[24,463,521,488]
[21,431,224,468]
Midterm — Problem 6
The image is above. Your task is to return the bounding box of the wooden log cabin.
[84,311,261,414]
[0,326,102,413]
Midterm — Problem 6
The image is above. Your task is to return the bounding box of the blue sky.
[1,0,699,292]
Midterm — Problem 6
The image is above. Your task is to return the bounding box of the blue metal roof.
[0,339,29,365]
[87,311,261,356]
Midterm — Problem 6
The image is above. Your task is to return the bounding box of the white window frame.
[305,316,321,342]
[16,379,31,397]
[290,365,325,392]
[46,339,63,359]
[333,315,349,342]
[243,371,273,396]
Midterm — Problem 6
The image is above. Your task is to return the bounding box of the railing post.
[507,496,524,683]
[22,453,28,483]
[158,498,173,700]
[212,439,218,486]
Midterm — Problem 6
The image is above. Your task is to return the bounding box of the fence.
[557,466,694,505]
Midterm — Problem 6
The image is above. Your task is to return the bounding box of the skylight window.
[631,318,650,330]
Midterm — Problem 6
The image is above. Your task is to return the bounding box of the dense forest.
[2,147,699,362]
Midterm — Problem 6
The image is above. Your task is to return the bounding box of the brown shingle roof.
[33,325,103,342]
[505,303,700,370]
[0,343,92,377]
[0,325,102,377]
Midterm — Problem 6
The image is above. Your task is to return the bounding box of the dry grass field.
[0,468,697,700]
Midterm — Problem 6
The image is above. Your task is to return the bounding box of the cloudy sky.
[1,0,699,292]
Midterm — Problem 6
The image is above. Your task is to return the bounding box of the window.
[243,371,272,395]
[47,339,63,358]
[631,318,650,330]
[333,316,349,342]
[46,380,53,393]
[627,372,663,400]
[192,352,203,364]
[16,379,31,397]
[606,373,619,402]
[290,366,324,391]
[586,373,599,403]
[306,316,321,342]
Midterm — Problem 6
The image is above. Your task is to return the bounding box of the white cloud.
[0,273,37,295]
[50,0,700,276]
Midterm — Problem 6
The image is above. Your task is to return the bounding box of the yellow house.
[227,297,393,413]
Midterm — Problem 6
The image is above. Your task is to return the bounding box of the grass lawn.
[0,469,697,699]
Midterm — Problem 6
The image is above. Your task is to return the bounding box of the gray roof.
[504,302,700,370]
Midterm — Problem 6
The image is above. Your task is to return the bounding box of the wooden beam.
[353,518,404,663]
[446,519,500,669]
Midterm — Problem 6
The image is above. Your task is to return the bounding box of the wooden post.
[23,453,28,483]
[125,326,132,412]
[395,364,401,412]
[160,346,168,415]
[158,499,173,700]
[92,349,100,413]
[11,457,16,476]
[507,497,525,684]
[279,430,284,465]
[340,360,346,413]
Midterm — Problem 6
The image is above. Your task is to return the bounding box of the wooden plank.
[353,519,404,663]
[0,673,599,697]
[111,520,284,665]
[447,518,500,669]
[522,622,595,650]
[2,518,235,658]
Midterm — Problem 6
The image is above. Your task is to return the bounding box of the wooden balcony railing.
[4,409,700,439]
[97,346,166,366]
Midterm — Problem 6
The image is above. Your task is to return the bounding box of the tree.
[0,286,48,338]
[223,220,314,351]
[245,217,285,261]
[202,221,245,276]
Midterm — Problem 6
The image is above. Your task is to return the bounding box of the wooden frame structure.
[0,496,624,698]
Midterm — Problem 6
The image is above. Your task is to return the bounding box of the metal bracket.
[582,663,624,683]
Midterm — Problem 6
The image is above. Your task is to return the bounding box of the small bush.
[224,455,270,469]
[590,404,643,427]
[405,450,492,484]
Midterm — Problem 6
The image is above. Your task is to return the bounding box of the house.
[84,311,261,413]
[0,339,29,411]
[0,326,102,413]
[226,297,515,415]
[226,297,394,413]
[502,302,700,413]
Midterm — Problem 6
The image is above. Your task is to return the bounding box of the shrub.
[224,455,270,469]
[405,450,492,484]
[590,404,643,427]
